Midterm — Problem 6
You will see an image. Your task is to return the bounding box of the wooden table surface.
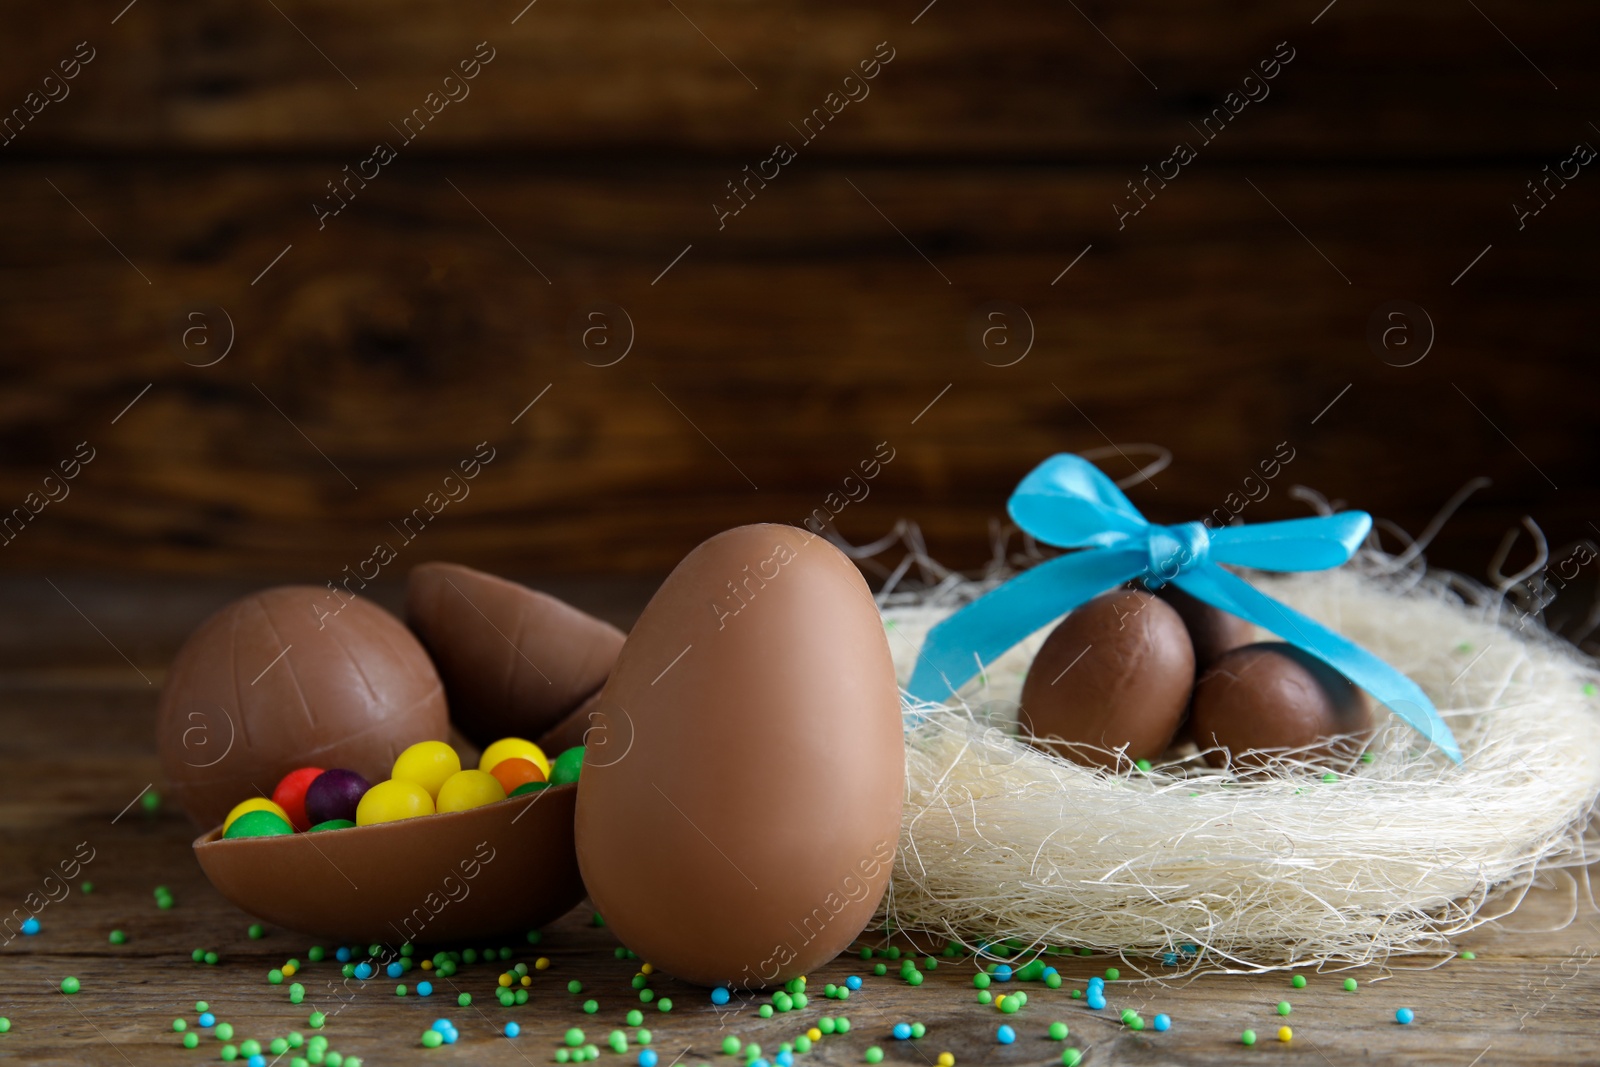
[3,577,1598,1066]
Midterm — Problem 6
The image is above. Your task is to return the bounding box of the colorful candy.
[392,741,461,798]
[481,737,551,778]
[490,757,547,795]
[224,809,294,838]
[271,767,325,831]
[436,770,508,814]
[356,780,435,826]
[305,769,370,826]
[550,746,585,785]
[222,797,291,833]
[308,819,356,832]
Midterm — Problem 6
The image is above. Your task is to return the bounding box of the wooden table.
[2,577,1597,1065]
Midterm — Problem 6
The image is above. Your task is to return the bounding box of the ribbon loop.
[905,454,1462,763]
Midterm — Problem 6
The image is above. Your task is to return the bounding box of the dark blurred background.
[2,1,1597,667]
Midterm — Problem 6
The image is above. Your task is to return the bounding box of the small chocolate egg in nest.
[1020,589,1195,769]
[1189,641,1374,768]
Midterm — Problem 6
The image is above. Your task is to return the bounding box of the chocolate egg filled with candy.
[576,525,903,989]
[157,587,449,829]
[1019,590,1195,768]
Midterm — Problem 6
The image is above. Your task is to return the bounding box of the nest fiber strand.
[879,565,1600,969]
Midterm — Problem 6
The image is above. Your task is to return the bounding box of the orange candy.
[490,757,546,794]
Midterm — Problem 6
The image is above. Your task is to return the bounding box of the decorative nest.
[858,515,1600,974]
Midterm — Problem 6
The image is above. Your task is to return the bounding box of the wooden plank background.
[1,0,1596,586]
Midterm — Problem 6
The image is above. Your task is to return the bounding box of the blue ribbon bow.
[905,454,1462,763]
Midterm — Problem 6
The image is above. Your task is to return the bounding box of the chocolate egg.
[1155,584,1256,670]
[157,587,449,828]
[194,784,584,942]
[1019,590,1195,768]
[1189,642,1374,768]
[576,525,903,989]
[406,562,625,747]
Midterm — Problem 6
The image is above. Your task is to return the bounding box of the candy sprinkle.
[1291,975,1306,989]
[109,929,126,945]
[1153,1014,1171,1032]
[1395,1008,1415,1025]
[1277,1001,1292,1016]
[1278,1026,1293,1043]
[864,1049,884,1064]
[1240,1030,1257,1046]
[1060,1051,1082,1067]
[1047,1022,1068,1041]
[996,1026,1016,1045]
[60,976,80,994]
[1344,978,1358,992]
[937,1055,954,1067]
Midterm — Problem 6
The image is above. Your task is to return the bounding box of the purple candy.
[304,769,370,826]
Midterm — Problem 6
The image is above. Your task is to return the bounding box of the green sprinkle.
[1045,973,1062,989]
[1241,1030,1257,1046]
[556,1051,572,1063]
[268,969,284,984]
[157,895,174,910]
[421,1030,443,1049]
[288,1032,303,1048]
[142,790,161,813]
[860,947,873,959]
[395,985,408,997]
[271,1039,289,1055]
[999,997,1019,1014]
[183,1032,198,1048]
[1277,1001,1292,1016]
[886,948,901,959]
[195,1002,208,1012]
[1291,975,1306,989]
[248,924,265,939]
[819,1018,836,1035]
[290,983,306,1004]
[241,1040,262,1056]
[906,971,923,986]
[216,1023,235,1041]
[632,975,649,990]
[873,964,887,976]
[1061,1052,1082,1067]
[309,946,325,962]
[1048,1022,1068,1040]
[566,1029,587,1048]
[1585,683,1598,697]
[1360,751,1375,763]
[795,1037,812,1053]
[658,998,673,1013]
[864,1048,884,1064]
[1343,978,1358,992]
[1135,758,1152,772]
[515,988,529,1004]
[1321,772,1338,783]
[527,929,543,944]
[626,1010,644,1026]
[609,1031,628,1053]
[1105,968,1119,980]
[81,882,94,894]
[308,1012,326,1029]
[973,973,991,989]
[976,991,993,1004]
[640,989,656,1003]
[637,1028,653,1045]
[584,1000,599,1014]
[592,912,606,926]
[109,929,126,945]
[1461,951,1477,960]
[458,992,472,1007]
[60,976,80,994]
[192,949,205,963]
[759,1006,774,1018]
[1129,1017,1145,1031]
[721,1036,740,1056]
[1070,990,1081,999]
[836,1019,851,1034]
[220,1045,238,1061]
[924,957,938,970]
[204,952,219,966]
[568,980,583,994]
[172,1018,187,1032]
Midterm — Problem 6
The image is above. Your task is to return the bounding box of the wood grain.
[0,583,1598,1066]
[0,161,1595,577]
[0,0,1595,157]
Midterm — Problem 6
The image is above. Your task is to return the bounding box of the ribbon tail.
[1174,566,1463,763]
[905,547,1147,703]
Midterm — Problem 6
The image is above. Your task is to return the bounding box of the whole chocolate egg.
[406,562,625,747]
[1155,584,1256,670]
[157,587,449,828]
[576,525,903,989]
[1188,642,1374,768]
[1019,590,1195,769]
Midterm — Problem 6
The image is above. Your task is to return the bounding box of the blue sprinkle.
[432,1019,453,1032]
[198,1013,215,1028]
[1153,1014,1171,1032]
[416,981,433,997]
[21,917,40,936]
[336,947,352,962]
[993,965,1013,982]
[893,1023,912,1040]
[639,1051,659,1067]
[996,1025,1016,1045]
[505,1022,521,1038]
[1042,967,1058,979]
[248,1057,266,1067]
[386,961,404,978]
[711,987,730,1006]
[846,976,863,991]
[354,963,373,980]
[751,1059,770,1067]
[1087,994,1107,1011]
[1395,1008,1415,1025]
[1181,944,1197,954]
[441,1027,459,1045]
[776,1053,795,1067]
[1162,952,1177,966]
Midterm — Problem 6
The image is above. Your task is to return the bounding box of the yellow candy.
[356,779,435,826]
[640,963,654,975]
[480,737,550,778]
[806,1028,822,1042]
[392,741,461,798]
[1278,1026,1293,1043]
[223,797,291,833]
[436,770,507,813]
[937,1055,955,1067]
[282,963,297,977]
[535,957,550,970]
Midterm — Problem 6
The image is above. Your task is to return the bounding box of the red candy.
[271,767,326,832]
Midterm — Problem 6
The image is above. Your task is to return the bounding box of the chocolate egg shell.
[1155,584,1256,670]
[1020,590,1195,769]
[194,785,583,942]
[406,562,625,747]
[157,587,449,829]
[577,525,903,989]
[1189,642,1374,768]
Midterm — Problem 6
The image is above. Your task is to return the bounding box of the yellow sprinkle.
[994,995,1007,1009]
[641,963,654,975]
[937,1054,954,1067]
[1278,1026,1293,1043]
[282,964,297,977]
[806,1028,822,1042]
[796,976,807,988]
[498,974,513,988]
[420,960,433,971]
[535,958,551,971]
[521,975,532,987]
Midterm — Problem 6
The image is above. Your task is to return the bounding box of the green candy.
[550,746,586,785]
[109,930,126,945]
[248,924,265,939]
[509,782,549,797]
[60,976,80,994]
[308,820,355,833]
[224,810,293,839]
